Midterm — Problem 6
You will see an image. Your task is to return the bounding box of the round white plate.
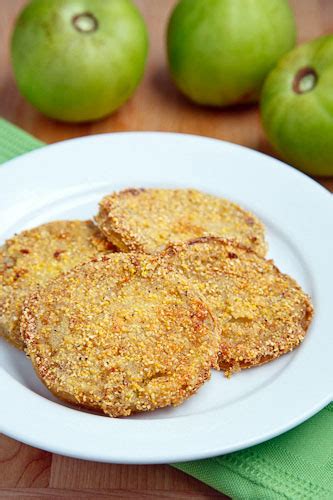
[0,132,332,464]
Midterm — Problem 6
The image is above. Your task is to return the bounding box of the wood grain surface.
[0,1,332,499]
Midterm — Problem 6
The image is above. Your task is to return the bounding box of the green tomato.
[261,35,333,177]
[167,0,296,107]
[11,0,148,123]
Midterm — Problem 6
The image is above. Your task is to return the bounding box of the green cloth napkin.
[0,117,332,500]
[0,119,44,163]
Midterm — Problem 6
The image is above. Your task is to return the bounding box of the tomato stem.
[293,67,318,94]
[72,12,98,33]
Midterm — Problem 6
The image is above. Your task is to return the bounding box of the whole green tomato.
[261,35,333,177]
[11,0,148,123]
[167,0,296,107]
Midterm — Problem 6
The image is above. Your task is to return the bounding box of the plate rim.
[1,129,333,197]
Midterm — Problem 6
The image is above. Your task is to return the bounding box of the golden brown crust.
[95,188,267,256]
[160,237,314,375]
[22,252,218,417]
[0,220,115,350]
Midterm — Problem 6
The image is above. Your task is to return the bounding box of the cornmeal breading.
[96,188,267,256]
[160,237,313,375]
[22,252,218,417]
[0,220,115,350]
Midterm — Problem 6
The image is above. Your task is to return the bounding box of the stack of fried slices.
[0,189,313,417]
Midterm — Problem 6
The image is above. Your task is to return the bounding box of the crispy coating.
[0,220,115,350]
[21,253,218,417]
[96,188,267,256]
[160,237,314,375]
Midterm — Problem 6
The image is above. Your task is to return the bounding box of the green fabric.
[0,118,332,500]
[175,403,333,499]
[0,119,43,162]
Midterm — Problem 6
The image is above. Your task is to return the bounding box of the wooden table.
[0,1,332,498]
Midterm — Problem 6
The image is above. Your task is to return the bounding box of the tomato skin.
[167,0,296,107]
[261,35,333,177]
[11,0,148,123]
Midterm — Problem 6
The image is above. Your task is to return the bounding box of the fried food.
[96,188,267,256]
[21,252,218,417]
[160,237,313,375]
[0,220,115,350]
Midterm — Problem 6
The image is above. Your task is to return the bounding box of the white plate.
[0,132,332,464]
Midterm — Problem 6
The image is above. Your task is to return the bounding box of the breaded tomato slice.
[161,237,313,375]
[0,220,115,349]
[96,188,267,256]
[22,252,218,417]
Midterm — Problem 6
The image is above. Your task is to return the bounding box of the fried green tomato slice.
[96,188,267,256]
[21,253,218,417]
[160,237,313,375]
[0,220,115,350]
